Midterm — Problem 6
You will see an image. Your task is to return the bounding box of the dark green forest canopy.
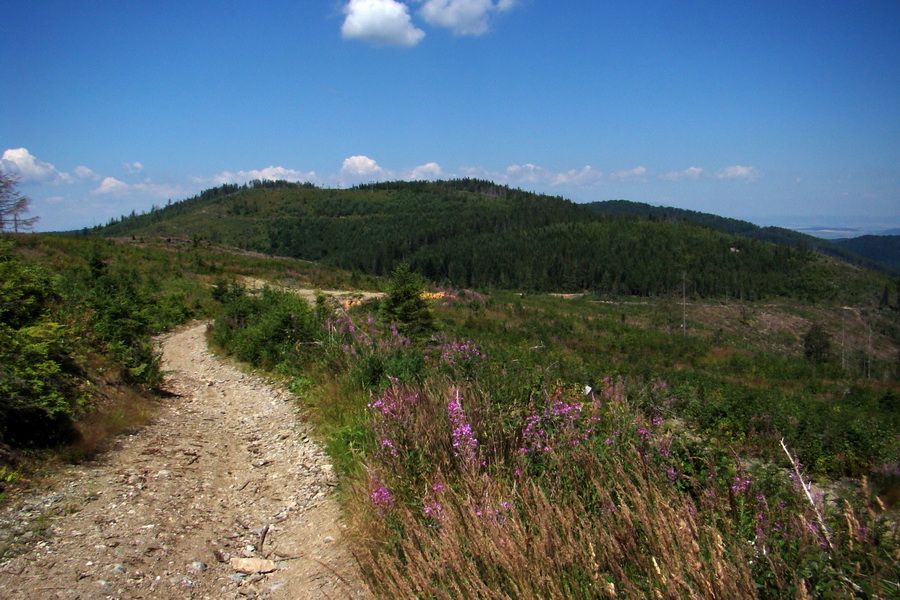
[834,234,900,275]
[585,199,898,275]
[85,179,893,302]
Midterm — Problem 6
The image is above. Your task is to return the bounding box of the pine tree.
[803,322,832,364]
[381,263,436,340]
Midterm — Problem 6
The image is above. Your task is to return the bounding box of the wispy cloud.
[465,162,605,189]
[199,166,319,187]
[661,166,703,181]
[610,166,648,181]
[418,0,520,36]
[716,165,761,181]
[92,176,185,199]
[73,165,101,181]
[405,161,443,180]
[505,163,551,184]
[1,148,72,184]
[342,0,425,47]
[552,166,604,186]
[340,0,519,46]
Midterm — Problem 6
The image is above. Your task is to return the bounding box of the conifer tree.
[381,263,436,340]
[803,322,832,364]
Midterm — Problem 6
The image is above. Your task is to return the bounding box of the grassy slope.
[211,273,900,597]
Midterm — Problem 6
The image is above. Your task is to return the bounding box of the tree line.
[88,179,894,303]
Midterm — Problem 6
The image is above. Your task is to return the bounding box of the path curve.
[0,322,368,600]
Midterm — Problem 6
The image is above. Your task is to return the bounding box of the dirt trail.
[0,323,369,599]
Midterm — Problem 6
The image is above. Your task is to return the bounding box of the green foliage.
[804,322,833,364]
[833,235,900,275]
[84,179,894,305]
[0,234,233,456]
[380,263,436,340]
[211,285,319,371]
[0,241,51,329]
[0,232,379,466]
[192,264,899,597]
[0,241,80,448]
[586,198,897,275]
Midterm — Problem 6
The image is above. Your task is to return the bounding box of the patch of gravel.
[0,322,368,599]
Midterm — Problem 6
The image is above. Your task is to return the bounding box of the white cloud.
[342,0,425,47]
[505,163,551,185]
[661,166,703,181]
[716,165,760,181]
[1,148,72,184]
[552,165,604,186]
[461,162,604,189]
[201,166,318,186]
[405,162,443,180]
[93,176,184,198]
[94,177,130,195]
[419,0,518,35]
[124,161,144,174]
[73,165,101,181]
[341,155,387,178]
[610,166,648,181]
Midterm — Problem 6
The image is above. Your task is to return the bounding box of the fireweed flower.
[380,438,399,456]
[370,481,395,508]
[731,475,752,493]
[447,388,478,465]
[423,502,445,521]
[368,385,419,423]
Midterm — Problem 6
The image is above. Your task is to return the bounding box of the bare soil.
[0,322,369,599]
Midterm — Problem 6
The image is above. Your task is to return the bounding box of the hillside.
[3,233,898,598]
[584,199,896,274]
[85,179,894,303]
[833,234,900,275]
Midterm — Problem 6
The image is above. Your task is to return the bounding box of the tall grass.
[349,376,896,599]
[212,286,899,598]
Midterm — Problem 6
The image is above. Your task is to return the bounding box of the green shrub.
[212,285,318,371]
[0,242,82,448]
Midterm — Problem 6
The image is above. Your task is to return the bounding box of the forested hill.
[833,234,900,274]
[584,200,896,275]
[85,179,889,302]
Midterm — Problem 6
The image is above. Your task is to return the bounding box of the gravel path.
[0,322,368,599]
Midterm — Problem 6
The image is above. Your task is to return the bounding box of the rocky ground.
[0,322,369,599]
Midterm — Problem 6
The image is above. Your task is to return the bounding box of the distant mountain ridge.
[583,200,897,275]
[832,235,900,274]
[83,179,893,301]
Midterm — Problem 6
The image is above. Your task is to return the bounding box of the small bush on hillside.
[0,241,82,449]
[211,284,318,371]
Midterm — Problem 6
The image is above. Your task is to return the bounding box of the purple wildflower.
[447,388,478,465]
[370,484,394,508]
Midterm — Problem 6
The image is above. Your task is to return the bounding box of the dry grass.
[66,382,159,462]
[337,375,899,599]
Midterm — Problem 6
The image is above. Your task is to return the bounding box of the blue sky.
[2,0,898,232]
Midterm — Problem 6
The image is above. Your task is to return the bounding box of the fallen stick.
[258,523,270,554]
[780,438,833,552]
